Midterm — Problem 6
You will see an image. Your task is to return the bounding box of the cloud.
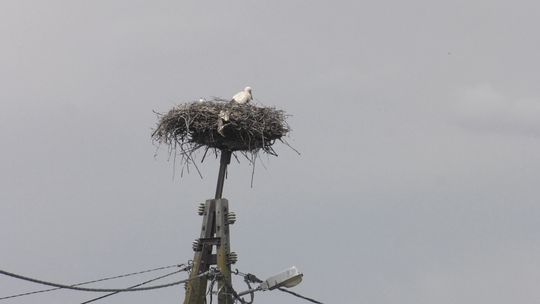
[454,84,540,136]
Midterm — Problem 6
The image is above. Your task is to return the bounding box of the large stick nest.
[152,99,291,162]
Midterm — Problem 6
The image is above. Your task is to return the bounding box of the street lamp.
[238,266,303,297]
[259,266,303,290]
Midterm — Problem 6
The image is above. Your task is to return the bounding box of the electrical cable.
[233,269,323,304]
[277,287,325,304]
[80,269,183,304]
[0,264,184,300]
[0,267,206,293]
[231,269,261,304]
[241,276,255,304]
[233,269,263,283]
[206,277,217,304]
[221,278,249,304]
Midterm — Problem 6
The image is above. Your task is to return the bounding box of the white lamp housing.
[259,266,303,290]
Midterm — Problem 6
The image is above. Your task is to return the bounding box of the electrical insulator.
[227,252,238,265]
[192,239,202,251]
[226,212,237,225]
[197,203,205,216]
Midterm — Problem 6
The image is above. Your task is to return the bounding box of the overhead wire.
[206,274,217,304]
[0,266,207,293]
[222,280,248,304]
[232,269,260,304]
[277,287,325,304]
[232,268,324,304]
[1,263,324,303]
[218,269,256,304]
[0,264,184,301]
[80,268,184,304]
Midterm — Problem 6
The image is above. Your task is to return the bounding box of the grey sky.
[1,1,540,303]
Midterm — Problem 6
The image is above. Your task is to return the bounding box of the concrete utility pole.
[184,150,235,304]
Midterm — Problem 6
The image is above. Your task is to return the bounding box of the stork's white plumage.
[231,86,253,104]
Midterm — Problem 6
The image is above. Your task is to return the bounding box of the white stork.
[231,86,253,104]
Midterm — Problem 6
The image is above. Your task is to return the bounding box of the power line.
[277,287,325,304]
[222,279,250,304]
[206,276,218,304]
[232,269,324,304]
[232,269,260,304]
[0,264,184,300]
[0,267,206,293]
[80,269,184,304]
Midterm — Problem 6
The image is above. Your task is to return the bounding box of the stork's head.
[244,86,252,93]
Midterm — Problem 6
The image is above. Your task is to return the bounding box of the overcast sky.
[1,1,540,303]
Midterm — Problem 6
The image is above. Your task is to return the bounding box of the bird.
[217,110,231,137]
[199,97,206,103]
[231,86,253,104]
